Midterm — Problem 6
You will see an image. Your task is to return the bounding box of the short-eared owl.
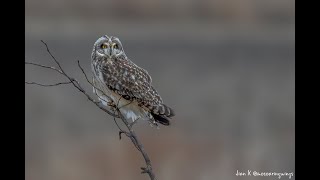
[91,35,175,126]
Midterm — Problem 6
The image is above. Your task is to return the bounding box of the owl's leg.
[94,97,115,114]
[97,95,112,106]
[106,101,116,107]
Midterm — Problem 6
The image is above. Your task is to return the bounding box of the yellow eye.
[113,43,119,49]
[101,44,108,49]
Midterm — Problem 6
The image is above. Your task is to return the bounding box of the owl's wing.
[102,59,160,104]
[101,59,174,118]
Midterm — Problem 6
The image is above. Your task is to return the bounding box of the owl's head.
[92,35,126,59]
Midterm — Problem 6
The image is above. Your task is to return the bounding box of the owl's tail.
[152,113,171,126]
[151,104,175,126]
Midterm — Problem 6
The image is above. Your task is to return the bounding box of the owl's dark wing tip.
[152,113,171,126]
[151,104,175,126]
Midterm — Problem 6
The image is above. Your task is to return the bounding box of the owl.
[91,35,175,126]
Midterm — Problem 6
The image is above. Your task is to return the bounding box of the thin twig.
[77,60,92,86]
[77,60,115,108]
[25,40,157,180]
[111,105,127,135]
[25,61,64,75]
[25,81,72,87]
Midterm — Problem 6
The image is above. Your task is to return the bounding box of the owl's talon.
[107,101,116,108]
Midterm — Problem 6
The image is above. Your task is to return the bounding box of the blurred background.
[25,0,295,179]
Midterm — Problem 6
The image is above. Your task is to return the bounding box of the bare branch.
[27,41,118,118]
[25,40,157,180]
[41,40,66,75]
[115,108,155,178]
[77,60,92,86]
[111,105,127,135]
[25,61,64,75]
[25,81,72,87]
[77,60,115,108]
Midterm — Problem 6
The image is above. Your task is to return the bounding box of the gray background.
[26,0,295,179]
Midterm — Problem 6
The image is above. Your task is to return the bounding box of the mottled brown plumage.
[91,35,174,126]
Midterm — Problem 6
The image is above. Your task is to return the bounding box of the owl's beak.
[110,47,114,57]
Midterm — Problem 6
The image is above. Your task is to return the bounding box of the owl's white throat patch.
[106,58,113,65]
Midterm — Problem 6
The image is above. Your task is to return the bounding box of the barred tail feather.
[152,104,174,116]
[150,104,174,126]
[152,113,170,126]
[164,104,175,117]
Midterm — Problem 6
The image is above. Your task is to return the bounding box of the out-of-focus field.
[26,1,295,179]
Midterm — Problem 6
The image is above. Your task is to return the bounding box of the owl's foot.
[107,101,116,108]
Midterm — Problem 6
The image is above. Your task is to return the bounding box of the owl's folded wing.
[100,59,174,118]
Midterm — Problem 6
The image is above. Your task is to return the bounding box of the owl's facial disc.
[95,35,125,59]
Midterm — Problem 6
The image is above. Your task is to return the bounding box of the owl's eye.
[113,44,119,49]
[101,44,108,49]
